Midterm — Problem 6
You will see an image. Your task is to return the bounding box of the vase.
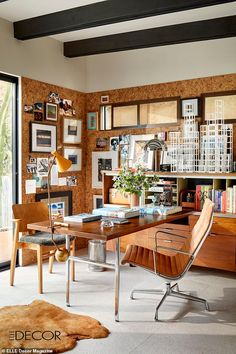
[130,193,139,208]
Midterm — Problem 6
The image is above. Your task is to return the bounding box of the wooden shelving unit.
[102,171,236,272]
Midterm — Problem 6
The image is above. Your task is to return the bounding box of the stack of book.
[93,207,140,218]
[64,213,101,223]
[195,184,236,213]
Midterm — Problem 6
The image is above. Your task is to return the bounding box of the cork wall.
[21,77,87,264]
[85,73,236,211]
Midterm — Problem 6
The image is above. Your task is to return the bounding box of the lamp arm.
[47,155,56,235]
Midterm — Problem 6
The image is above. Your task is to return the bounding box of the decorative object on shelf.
[87,112,98,130]
[101,95,109,104]
[144,138,166,172]
[179,189,196,209]
[45,102,58,121]
[129,134,155,169]
[199,100,233,173]
[168,102,199,173]
[64,147,82,171]
[93,195,103,209]
[181,98,200,117]
[92,150,119,188]
[113,165,155,207]
[30,122,57,153]
[203,90,236,122]
[63,117,82,144]
[46,150,72,262]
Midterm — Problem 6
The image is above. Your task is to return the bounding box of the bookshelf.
[102,171,236,272]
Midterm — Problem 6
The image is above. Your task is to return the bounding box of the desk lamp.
[48,150,72,262]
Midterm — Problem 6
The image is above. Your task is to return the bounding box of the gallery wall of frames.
[85,73,236,212]
[21,77,87,265]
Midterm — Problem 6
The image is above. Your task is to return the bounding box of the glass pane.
[113,105,138,127]
[100,105,112,130]
[140,101,178,125]
[0,79,14,265]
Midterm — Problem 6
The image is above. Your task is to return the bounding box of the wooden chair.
[122,198,214,320]
[11,202,76,294]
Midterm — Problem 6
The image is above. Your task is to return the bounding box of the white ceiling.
[0,0,235,43]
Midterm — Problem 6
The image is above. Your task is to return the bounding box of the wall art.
[30,122,57,153]
[64,147,82,171]
[129,134,155,169]
[63,117,81,144]
[92,151,118,188]
[45,102,58,121]
[87,112,98,130]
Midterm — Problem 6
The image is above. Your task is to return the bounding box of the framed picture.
[63,118,82,144]
[87,112,98,130]
[101,95,109,104]
[45,102,58,121]
[59,99,73,116]
[30,122,57,153]
[110,137,120,151]
[202,90,236,122]
[96,137,108,148]
[37,157,49,176]
[100,105,112,131]
[93,195,103,209]
[181,98,200,117]
[35,190,72,216]
[92,151,119,188]
[139,98,179,126]
[129,134,155,170]
[34,111,43,121]
[64,147,82,171]
[112,104,138,128]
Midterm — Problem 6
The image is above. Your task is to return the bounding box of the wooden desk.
[27,211,191,321]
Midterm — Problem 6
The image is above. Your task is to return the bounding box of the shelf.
[104,171,236,179]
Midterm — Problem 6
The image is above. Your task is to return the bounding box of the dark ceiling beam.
[0,0,8,2]
[64,15,236,57]
[14,0,236,40]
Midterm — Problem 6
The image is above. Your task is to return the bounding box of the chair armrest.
[156,245,193,256]
[155,229,191,240]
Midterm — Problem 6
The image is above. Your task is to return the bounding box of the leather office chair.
[122,198,214,320]
[11,202,75,294]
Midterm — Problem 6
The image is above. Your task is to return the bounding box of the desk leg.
[66,235,71,307]
[115,238,120,322]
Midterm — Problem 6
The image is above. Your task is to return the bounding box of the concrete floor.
[0,250,236,354]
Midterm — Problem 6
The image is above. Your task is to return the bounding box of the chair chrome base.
[131,282,210,321]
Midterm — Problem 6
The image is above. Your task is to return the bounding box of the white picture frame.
[93,195,103,209]
[181,98,199,117]
[31,122,57,153]
[92,151,119,188]
[63,118,82,144]
[129,134,154,169]
[64,147,82,171]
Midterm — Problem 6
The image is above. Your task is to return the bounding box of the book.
[154,206,182,216]
[101,217,130,224]
[64,213,101,223]
[93,207,140,218]
[226,187,233,213]
[141,205,182,215]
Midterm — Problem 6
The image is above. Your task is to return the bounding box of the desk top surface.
[27,211,191,241]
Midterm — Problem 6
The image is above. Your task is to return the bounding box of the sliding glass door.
[0,73,18,270]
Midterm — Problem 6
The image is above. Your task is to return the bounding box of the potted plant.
[113,165,158,207]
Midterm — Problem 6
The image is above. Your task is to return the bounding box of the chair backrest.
[12,202,49,232]
[190,198,214,257]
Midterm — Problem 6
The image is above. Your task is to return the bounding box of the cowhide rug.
[0,300,109,352]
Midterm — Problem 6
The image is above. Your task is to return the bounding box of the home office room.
[0,1,235,353]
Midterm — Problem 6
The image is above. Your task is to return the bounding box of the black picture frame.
[35,190,72,216]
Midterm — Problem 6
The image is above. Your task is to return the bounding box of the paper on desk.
[25,179,36,194]
[58,177,67,186]
[51,164,59,185]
